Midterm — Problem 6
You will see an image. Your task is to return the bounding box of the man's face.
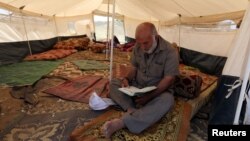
[136,35,154,51]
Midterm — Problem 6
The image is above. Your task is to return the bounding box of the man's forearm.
[125,66,136,81]
[149,76,175,99]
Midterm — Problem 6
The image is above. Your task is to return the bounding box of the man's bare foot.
[102,118,125,138]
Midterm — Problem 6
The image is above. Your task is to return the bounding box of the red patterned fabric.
[174,74,203,99]
[43,76,109,103]
[53,37,90,50]
[24,49,77,61]
[89,43,106,53]
[179,64,218,92]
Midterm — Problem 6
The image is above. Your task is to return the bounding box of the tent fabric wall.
[124,17,159,38]
[0,34,87,65]
[158,25,237,57]
[0,0,248,24]
[209,2,250,124]
[209,75,242,124]
[179,29,236,57]
[0,13,93,42]
[179,48,227,76]
[0,14,56,42]
[223,6,250,77]
[55,14,94,37]
[0,0,103,17]
[0,37,57,65]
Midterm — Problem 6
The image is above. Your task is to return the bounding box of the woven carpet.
[0,60,62,86]
[0,109,105,141]
[70,99,191,141]
[72,60,109,70]
[187,98,212,141]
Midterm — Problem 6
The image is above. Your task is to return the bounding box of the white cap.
[89,91,116,110]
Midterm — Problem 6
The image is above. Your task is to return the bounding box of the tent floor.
[0,85,209,141]
[0,50,211,140]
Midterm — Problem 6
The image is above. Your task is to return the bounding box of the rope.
[224,79,242,99]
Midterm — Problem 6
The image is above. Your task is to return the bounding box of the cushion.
[53,37,90,50]
[89,43,106,53]
[174,74,203,99]
[24,49,77,61]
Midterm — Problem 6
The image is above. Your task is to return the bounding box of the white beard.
[145,37,157,54]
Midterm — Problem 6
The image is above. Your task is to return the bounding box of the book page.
[118,86,157,96]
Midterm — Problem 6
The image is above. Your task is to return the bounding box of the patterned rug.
[70,99,191,141]
[187,98,212,141]
[72,60,109,70]
[0,50,213,141]
[0,109,105,141]
[62,49,130,64]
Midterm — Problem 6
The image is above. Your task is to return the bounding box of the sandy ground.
[0,87,23,131]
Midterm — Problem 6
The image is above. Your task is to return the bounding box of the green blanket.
[0,61,62,86]
[72,60,109,70]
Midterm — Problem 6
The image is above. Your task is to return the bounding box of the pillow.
[53,37,90,50]
[174,74,202,99]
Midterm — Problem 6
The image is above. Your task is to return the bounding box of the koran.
[118,86,157,96]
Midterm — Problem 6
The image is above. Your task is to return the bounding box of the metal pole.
[234,40,250,124]
[53,15,60,41]
[233,3,250,124]
[109,0,116,81]
[20,8,32,55]
[106,0,110,59]
[178,14,181,47]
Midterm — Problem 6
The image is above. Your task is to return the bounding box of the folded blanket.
[43,75,109,103]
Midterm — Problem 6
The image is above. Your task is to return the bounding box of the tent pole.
[233,3,250,124]
[53,15,60,42]
[106,0,110,59]
[91,12,96,40]
[20,8,32,55]
[234,39,250,124]
[178,14,181,47]
[109,0,116,81]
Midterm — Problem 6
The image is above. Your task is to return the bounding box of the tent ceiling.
[0,0,249,23]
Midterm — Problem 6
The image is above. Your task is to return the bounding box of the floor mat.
[72,60,109,70]
[70,99,191,141]
[0,109,105,141]
[0,60,62,86]
[187,98,213,141]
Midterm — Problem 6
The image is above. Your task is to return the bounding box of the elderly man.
[102,22,179,138]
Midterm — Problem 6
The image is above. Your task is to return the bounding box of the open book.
[118,86,157,96]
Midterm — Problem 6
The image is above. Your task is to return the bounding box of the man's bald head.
[135,22,157,39]
[135,22,158,52]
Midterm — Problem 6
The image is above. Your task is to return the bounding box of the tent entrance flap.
[209,75,242,124]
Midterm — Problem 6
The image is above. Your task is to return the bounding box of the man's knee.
[111,78,121,85]
[160,93,175,109]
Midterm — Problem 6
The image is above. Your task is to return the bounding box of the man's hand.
[121,78,129,87]
[135,94,151,106]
